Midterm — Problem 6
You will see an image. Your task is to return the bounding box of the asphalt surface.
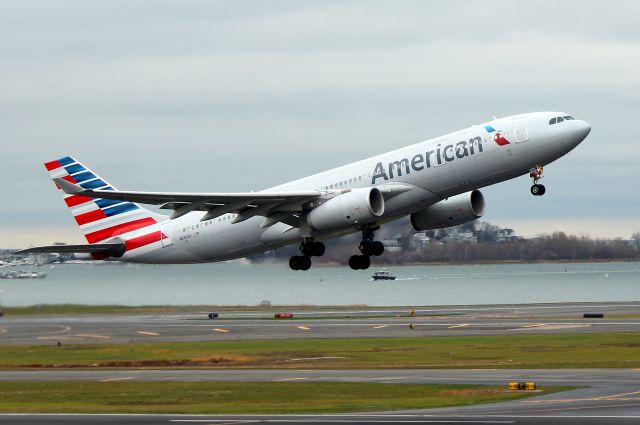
[1,368,639,424]
[0,302,639,424]
[1,302,639,344]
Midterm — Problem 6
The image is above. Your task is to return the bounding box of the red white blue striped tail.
[44,156,167,252]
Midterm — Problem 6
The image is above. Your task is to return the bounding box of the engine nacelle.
[410,190,485,231]
[307,187,384,231]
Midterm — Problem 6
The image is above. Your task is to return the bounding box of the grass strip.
[1,333,638,369]
[0,381,569,414]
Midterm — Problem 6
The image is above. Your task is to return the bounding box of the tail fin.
[45,156,166,244]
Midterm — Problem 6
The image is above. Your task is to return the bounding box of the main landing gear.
[349,227,384,270]
[529,164,546,196]
[289,238,325,271]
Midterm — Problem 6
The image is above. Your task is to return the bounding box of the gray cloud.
[1,0,639,244]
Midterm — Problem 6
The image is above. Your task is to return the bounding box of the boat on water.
[371,268,396,281]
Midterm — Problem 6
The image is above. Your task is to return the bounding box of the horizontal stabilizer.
[17,242,126,257]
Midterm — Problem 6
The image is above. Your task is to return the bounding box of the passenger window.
[557,116,564,123]
[549,117,556,125]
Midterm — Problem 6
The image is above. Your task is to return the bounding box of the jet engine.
[410,190,485,231]
[307,187,384,231]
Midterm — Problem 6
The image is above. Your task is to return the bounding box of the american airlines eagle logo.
[484,125,510,146]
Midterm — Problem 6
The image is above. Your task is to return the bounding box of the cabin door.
[513,118,529,143]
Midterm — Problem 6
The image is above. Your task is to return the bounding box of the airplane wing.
[53,177,323,226]
[17,242,125,256]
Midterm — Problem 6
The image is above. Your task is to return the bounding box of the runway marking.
[46,325,72,335]
[508,401,640,415]
[75,333,111,339]
[274,377,307,382]
[372,376,404,381]
[296,326,311,331]
[529,324,592,330]
[136,331,160,336]
[0,327,7,334]
[213,328,230,333]
[171,420,514,423]
[520,323,547,328]
[373,324,388,329]
[36,336,82,341]
[99,377,134,382]
[523,389,640,404]
[171,415,515,425]
[448,324,470,329]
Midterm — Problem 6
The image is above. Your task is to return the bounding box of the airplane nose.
[575,120,591,140]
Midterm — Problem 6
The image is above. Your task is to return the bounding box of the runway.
[1,302,639,424]
[1,302,638,344]
[0,369,638,424]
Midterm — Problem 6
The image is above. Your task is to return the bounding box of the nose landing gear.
[529,165,546,196]
[289,238,325,271]
[349,227,384,270]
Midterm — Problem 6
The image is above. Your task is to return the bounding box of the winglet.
[53,177,86,194]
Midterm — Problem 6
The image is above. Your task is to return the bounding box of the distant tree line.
[390,232,639,264]
[254,220,640,264]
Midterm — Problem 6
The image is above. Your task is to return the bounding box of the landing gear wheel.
[300,240,325,257]
[299,255,312,271]
[289,256,301,270]
[530,184,546,196]
[360,240,373,256]
[371,241,384,256]
[348,255,371,270]
[360,240,384,256]
[289,255,311,271]
[538,184,546,195]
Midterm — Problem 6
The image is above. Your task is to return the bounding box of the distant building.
[495,228,518,243]
[412,233,430,248]
[382,239,402,253]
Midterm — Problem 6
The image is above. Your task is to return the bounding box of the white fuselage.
[121,112,590,263]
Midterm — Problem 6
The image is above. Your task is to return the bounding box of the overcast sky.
[1,0,639,246]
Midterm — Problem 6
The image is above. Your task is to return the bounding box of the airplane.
[19,112,591,270]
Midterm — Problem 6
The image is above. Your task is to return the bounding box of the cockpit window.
[549,115,575,125]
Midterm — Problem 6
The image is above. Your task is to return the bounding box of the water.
[0,261,638,307]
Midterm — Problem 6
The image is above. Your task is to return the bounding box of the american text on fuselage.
[372,136,483,184]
